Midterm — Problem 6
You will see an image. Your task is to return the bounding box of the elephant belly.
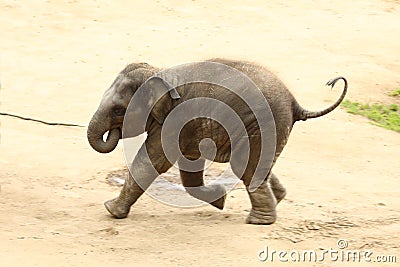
[176,116,290,186]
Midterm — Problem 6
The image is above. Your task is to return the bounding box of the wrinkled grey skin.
[87,59,347,224]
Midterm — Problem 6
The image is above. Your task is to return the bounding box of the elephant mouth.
[104,127,122,141]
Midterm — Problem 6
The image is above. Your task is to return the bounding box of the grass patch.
[390,89,400,97]
[341,100,400,132]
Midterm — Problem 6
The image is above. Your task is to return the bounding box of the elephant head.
[87,63,181,153]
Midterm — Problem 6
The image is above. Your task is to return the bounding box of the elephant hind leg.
[245,178,277,225]
[269,172,287,204]
[229,150,279,224]
[243,173,286,225]
[179,158,226,209]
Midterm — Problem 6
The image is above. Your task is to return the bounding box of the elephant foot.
[210,194,226,210]
[246,209,276,225]
[274,188,287,204]
[268,173,287,204]
[185,184,227,210]
[104,198,131,219]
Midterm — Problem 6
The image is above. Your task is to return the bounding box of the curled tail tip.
[326,76,347,88]
[299,76,348,121]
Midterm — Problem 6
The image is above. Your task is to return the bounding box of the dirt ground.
[1,1,399,266]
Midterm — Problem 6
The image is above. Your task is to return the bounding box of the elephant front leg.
[105,140,172,219]
[179,158,226,209]
[246,178,277,225]
[104,172,145,219]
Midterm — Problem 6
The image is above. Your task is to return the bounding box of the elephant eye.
[113,107,126,116]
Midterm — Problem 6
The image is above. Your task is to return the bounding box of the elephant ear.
[144,76,181,124]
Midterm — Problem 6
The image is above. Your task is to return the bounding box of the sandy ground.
[1,0,399,266]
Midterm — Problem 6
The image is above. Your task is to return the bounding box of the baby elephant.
[87,59,347,224]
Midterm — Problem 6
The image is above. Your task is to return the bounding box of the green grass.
[390,89,400,97]
[341,100,400,132]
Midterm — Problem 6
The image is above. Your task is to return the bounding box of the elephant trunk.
[87,111,121,153]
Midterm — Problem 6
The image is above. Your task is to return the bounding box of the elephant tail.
[295,76,348,121]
